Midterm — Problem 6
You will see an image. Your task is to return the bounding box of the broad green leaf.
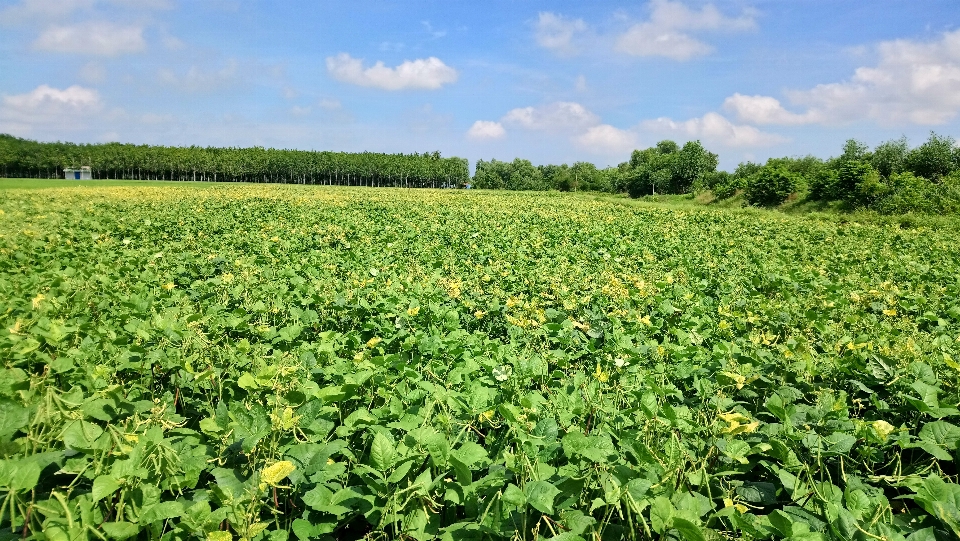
[919,421,960,450]
[369,432,396,471]
[502,483,526,508]
[650,496,674,534]
[524,480,561,514]
[139,500,184,523]
[92,475,120,503]
[237,372,259,390]
[101,522,139,540]
[913,476,960,537]
[62,419,105,451]
[672,517,707,541]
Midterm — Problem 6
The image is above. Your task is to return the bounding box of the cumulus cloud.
[502,101,600,131]
[641,112,786,147]
[33,22,145,55]
[616,0,755,61]
[0,84,104,134]
[466,120,506,140]
[726,29,960,126]
[319,98,342,111]
[325,53,458,91]
[0,0,94,23]
[3,84,101,112]
[535,12,588,56]
[290,106,311,117]
[158,60,240,92]
[723,94,817,125]
[576,124,639,154]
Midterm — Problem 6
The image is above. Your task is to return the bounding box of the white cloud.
[319,98,342,110]
[502,101,600,131]
[575,75,588,92]
[535,12,588,56]
[2,0,170,25]
[290,106,311,117]
[576,124,638,154]
[158,60,239,92]
[0,84,104,134]
[723,93,817,125]
[641,112,786,147]
[162,36,185,51]
[726,29,960,126]
[34,22,145,55]
[79,61,107,84]
[422,21,446,39]
[325,53,458,91]
[3,84,101,112]
[616,0,755,61]
[466,120,506,140]
[0,0,94,23]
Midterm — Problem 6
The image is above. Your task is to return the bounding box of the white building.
[64,166,92,180]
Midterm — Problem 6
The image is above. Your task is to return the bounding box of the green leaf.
[919,421,960,450]
[62,419,105,451]
[0,399,30,436]
[0,458,40,491]
[101,522,139,539]
[524,481,560,514]
[237,372,259,390]
[672,517,707,541]
[139,500,184,523]
[369,432,396,471]
[92,475,120,503]
[302,485,360,516]
[913,476,960,537]
[650,496,674,534]
[502,483,526,508]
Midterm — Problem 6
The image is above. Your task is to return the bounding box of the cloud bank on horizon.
[1,0,959,170]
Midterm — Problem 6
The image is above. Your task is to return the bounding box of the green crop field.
[2,184,960,540]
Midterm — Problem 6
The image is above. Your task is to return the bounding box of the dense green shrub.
[745,166,797,207]
[809,169,839,200]
[905,132,957,180]
[872,172,936,214]
[626,140,718,197]
[836,161,883,207]
[712,175,746,200]
[694,170,729,194]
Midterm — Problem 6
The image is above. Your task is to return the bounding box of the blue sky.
[1,0,959,170]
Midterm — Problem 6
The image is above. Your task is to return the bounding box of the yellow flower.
[719,411,759,435]
[162,282,175,290]
[871,420,896,441]
[31,293,45,309]
[366,337,382,349]
[594,364,609,383]
[406,306,420,316]
[270,236,280,242]
[882,308,897,316]
[474,310,485,319]
[260,461,295,488]
[221,273,234,284]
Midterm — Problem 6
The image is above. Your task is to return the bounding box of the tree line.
[708,133,960,214]
[4,131,960,215]
[0,134,469,188]
[474,133,960,216]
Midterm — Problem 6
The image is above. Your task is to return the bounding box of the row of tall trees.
[473,140,721,197]
[472,158,621,192]
[0,134,469,188]
[699,133,960,213]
